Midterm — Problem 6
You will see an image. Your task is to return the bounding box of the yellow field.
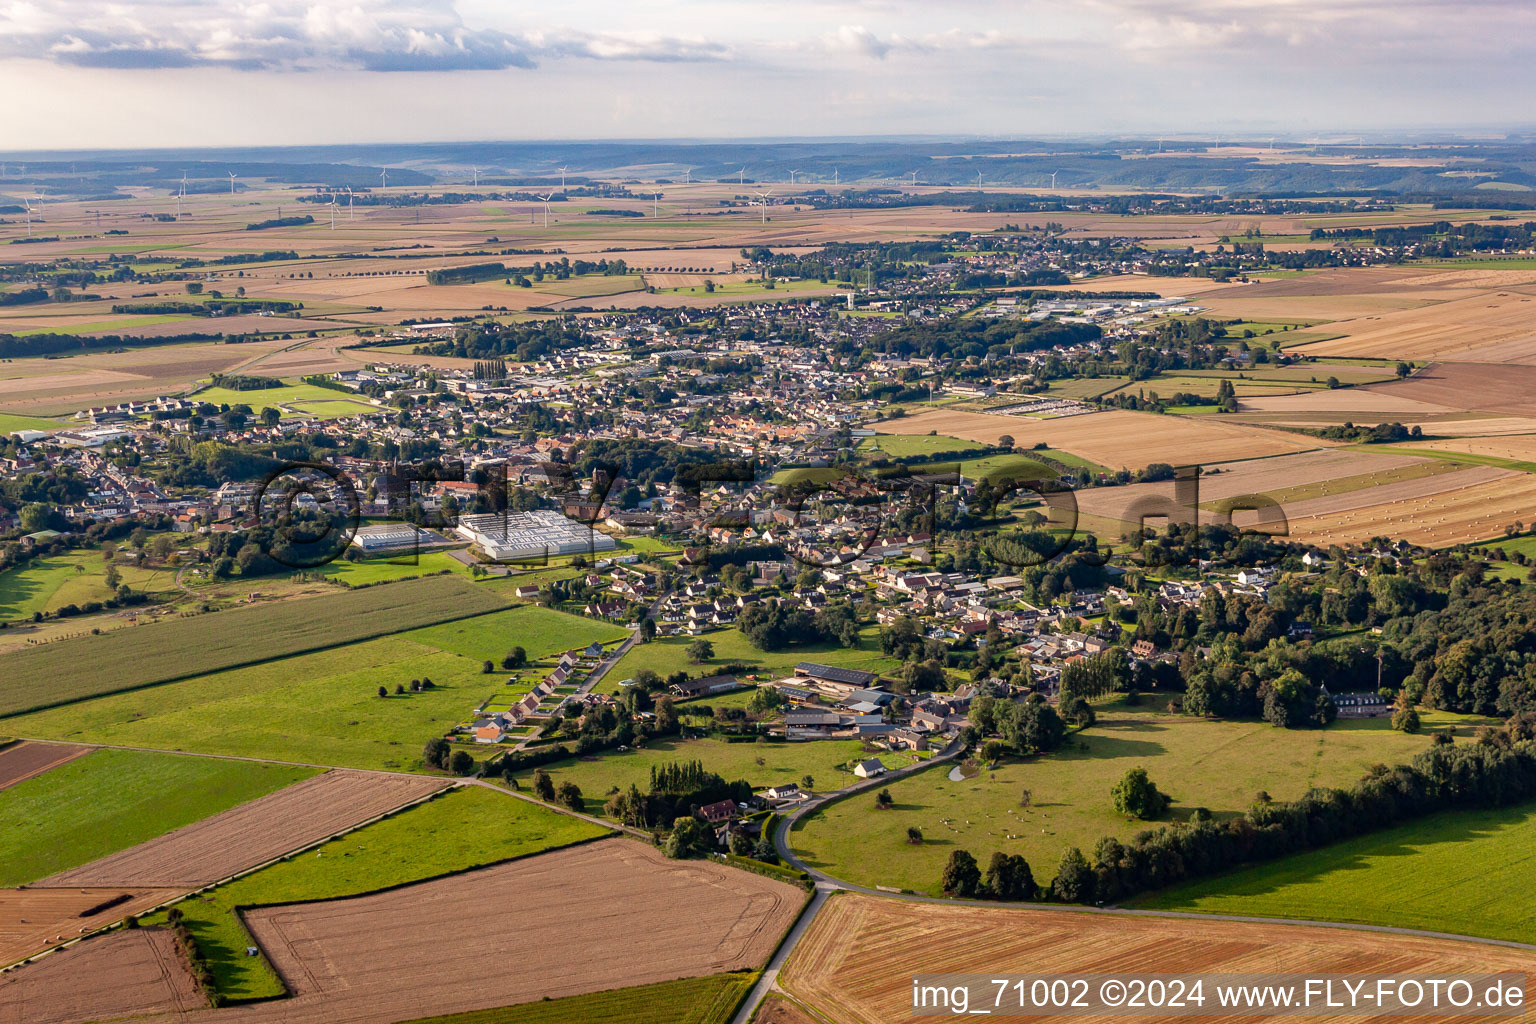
[780,893,1536,1024]
[1288,470,1536,547]
[872,408,1324,469]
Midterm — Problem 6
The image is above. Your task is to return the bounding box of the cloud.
[0,1,731,72]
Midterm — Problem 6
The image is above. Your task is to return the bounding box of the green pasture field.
[1132,802,1536,945]
[284,398,379,418]
[402,604,629,663]
[13,315,196,336]
[0,412,65,434]
[600,625,900,695]
[789,703,1477,896]
[310,553,470,586]
[1202,459,1466,513]
[1043,377,1130,401]
[6,635,507,770]
[398,973,759,1024]
[859,433,984,457]
[0,748,314,886]
[193,382,376,413]
[0,551,180,622]
[657,279,828,299]
[530,273,645,298]
[0,574,508,717]
[152,786,607,1002]
[504,736,925,817]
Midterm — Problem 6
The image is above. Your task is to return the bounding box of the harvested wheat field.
[0,928,203,1024]
[58,838,800,1024]
[1403,434,1536,463]
[1359,362,1536,417]
[752,994,821,1024]
[873,408,1322,469]
[780,894,1536,1024]
[1300,289,1536,364]
[1289,471,1536,548]
[0,887,182,966]
[35,771,449,889]
[1073,448,1442,527]
[0,743,90,791]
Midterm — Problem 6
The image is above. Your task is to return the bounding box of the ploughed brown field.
[0,887,182,967]
[873,408,1321,468]
[6,838,802,1024]
[780,894,1536,1024]
[0,743,90,791]
[35,771,449,889]
[751,994,821,1024]
[0,928,203,1024]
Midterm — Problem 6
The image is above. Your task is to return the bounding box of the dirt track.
[781,893,1536,1024]
[35,771,449,888]
[0,743,90,792]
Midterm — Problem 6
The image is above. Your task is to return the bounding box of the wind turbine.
[976,170,983,188]
[738,166,746,185]
[653,191,661,217]
[753,189,774,224]
[558,166,567,188]
[471,166,479,187]
[1050,170,1060,189]
[175,187,182,221]
[326,195,338,230]
[683,168,692,185]
[344,186,354,219]
[228,171,237,195]
[537,193,553,227]
[832,167,839,186]
[789,169,799,185]
[909,170,918,186]
[22,198,32,237]
[181,170,189,197]
[379,168,389,188]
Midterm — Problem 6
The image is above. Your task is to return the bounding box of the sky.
[1,0,1533,150]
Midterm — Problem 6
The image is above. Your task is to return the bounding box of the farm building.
[671,675,740,698]
[349,523,439,555]
[853,759,887,779]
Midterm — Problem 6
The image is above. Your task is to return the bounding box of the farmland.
[778,892,1536,1024]
[397,974,760,1024]
[155,785,606,1001]
[871,408,1321,469]
[790,704,1468,896]
[190,381,379,418]
[0,748,314,887]
[0,927,205,1022]
[1287,470,1536,547]
[505,736,927,817]
[0,549,182,622]
[1133,802,1536,944]
[402,603,630,662]
[138,838,798,1021]
[0,574,508,717]
[4,635,506,770]
[38,769,449,888]
[0,741,90,790]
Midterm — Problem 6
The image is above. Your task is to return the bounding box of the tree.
[998,434,1015,449]
[748,686,785,715]
[729,830,754,856]
[984,851,1035,901]
[423,737,450,770]
[377,685,388,698]
[533,769,556,802]
[1392,706,1421,734]
[906,826,924,844]
[941,849,982,897]
[1052,846,1095,903]
[753,836,779,862]
[1111,766,1170,820]
[555,781,584,811]
[103,564,121,591]
[19,503,58,533]
[449,750,475,776]
[502,646,527,670]
[260,407,280,428]
[800,774,815,791]
[875,788,894,810]
[664,816,709,858]
[1396,361,1411,379]
[640,617,657,642]
[482,660,495,674]
[686,639,715,664]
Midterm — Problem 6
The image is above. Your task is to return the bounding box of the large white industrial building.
[455,509,616,562]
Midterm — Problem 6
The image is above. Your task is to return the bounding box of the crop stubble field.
[35,770,450,888]
[0,888,185,968]
[0,742,90,790]
[778,893,1536,1024]
[0,927,204,1024]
